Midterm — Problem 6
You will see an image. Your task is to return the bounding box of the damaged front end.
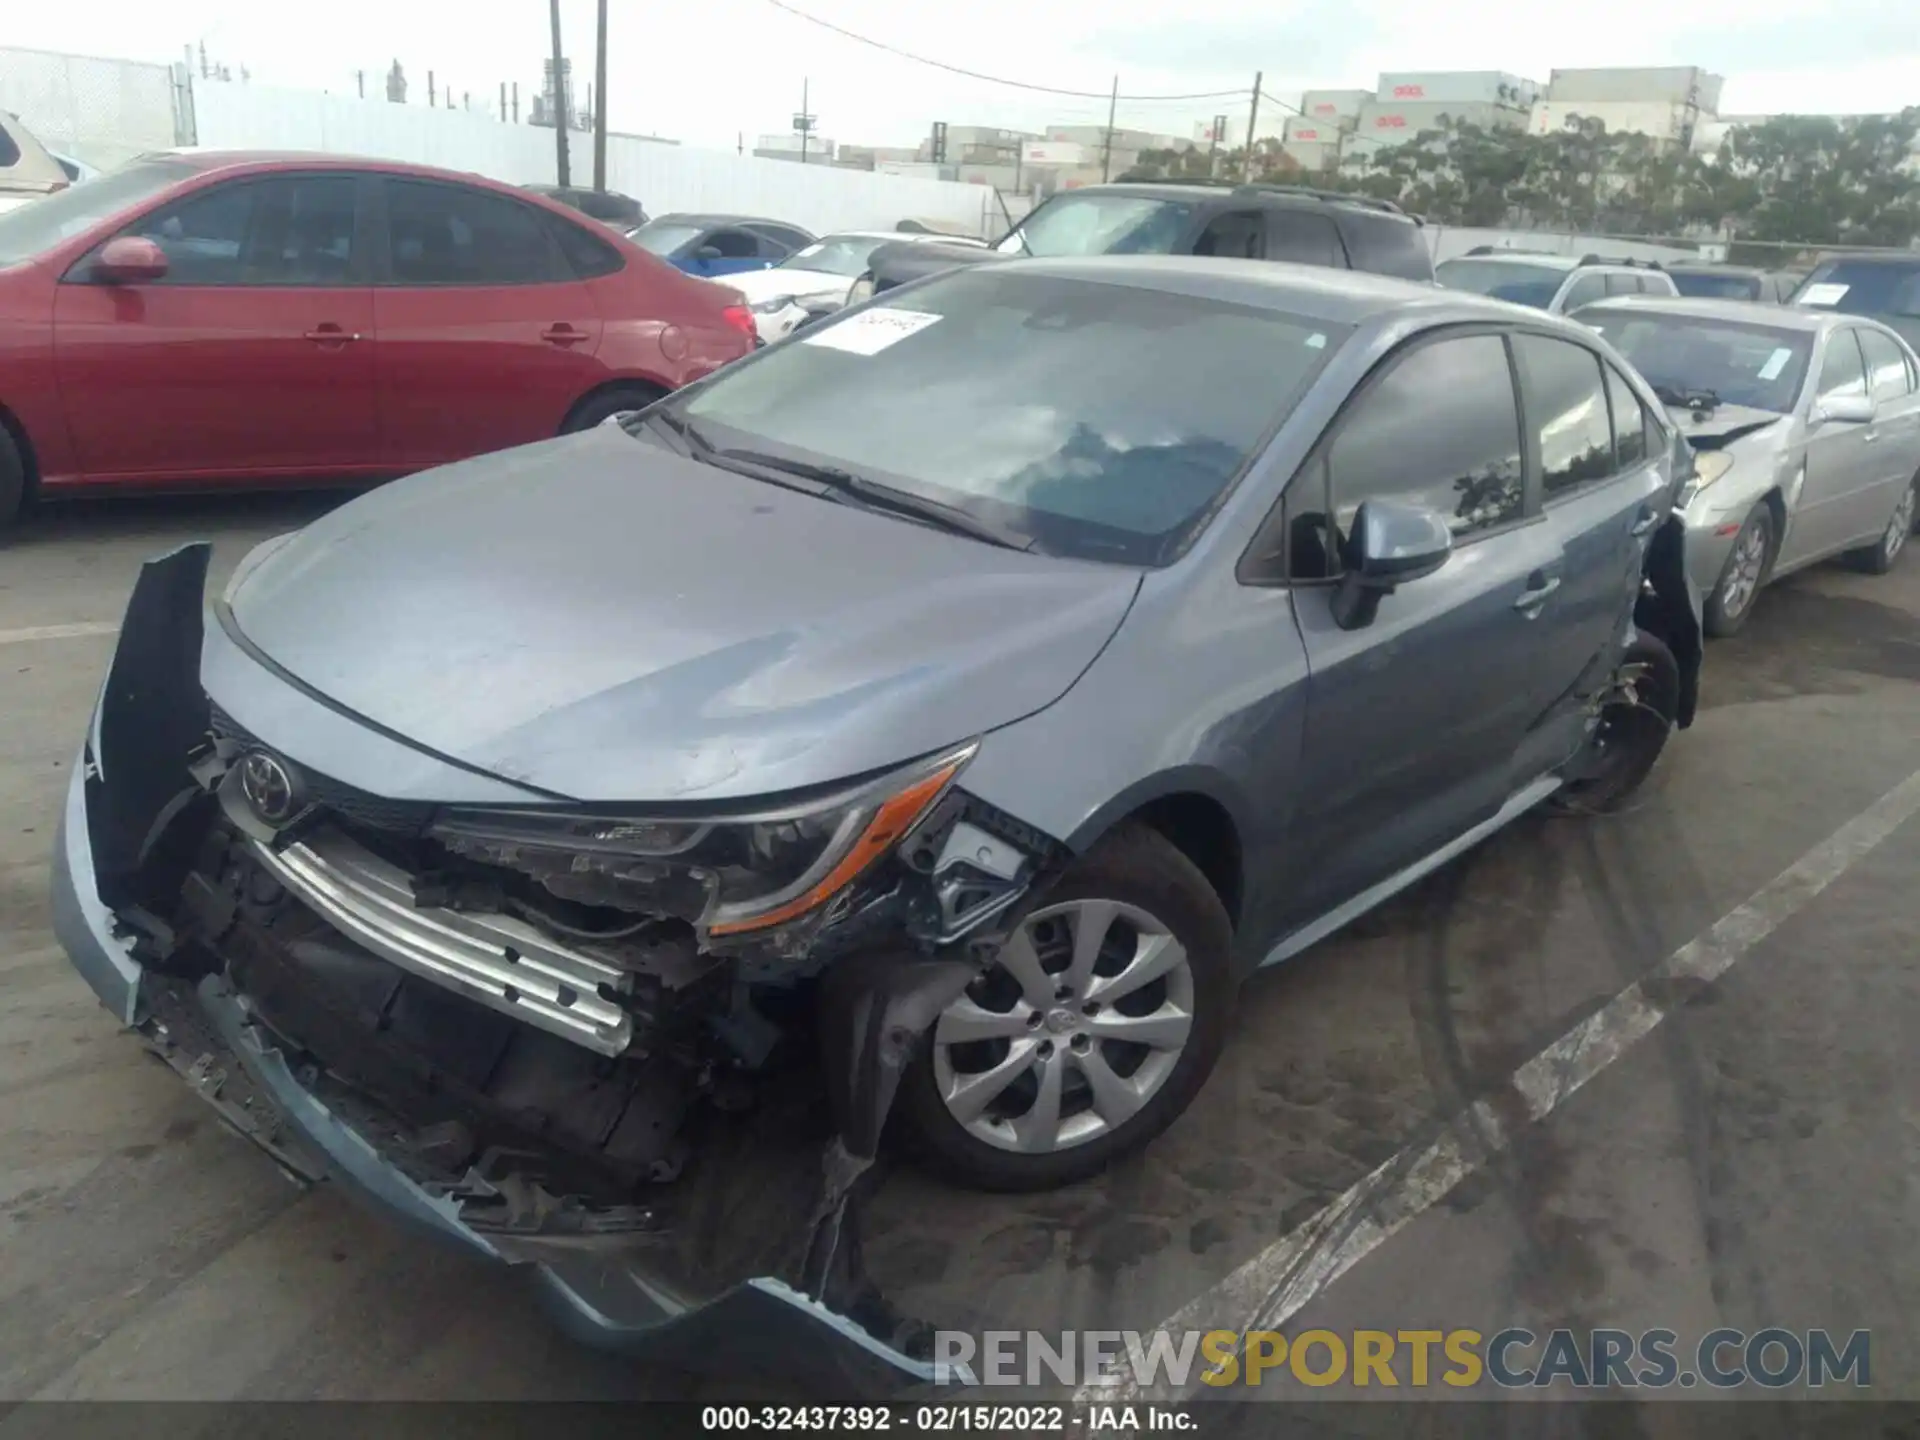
[52,542,1058,1391]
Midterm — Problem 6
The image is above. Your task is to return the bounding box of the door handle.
[303,326,361,344]
[1513,574,1561,615]
[542,325,589,346]
[1630,506,1659,537]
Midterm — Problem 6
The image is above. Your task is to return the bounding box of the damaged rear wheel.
[900,822,1231,1192]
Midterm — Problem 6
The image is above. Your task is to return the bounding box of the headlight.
[748,295,792,314]
[1678,448,1736,509]
[429,741,977,937]
[847,274,875,304]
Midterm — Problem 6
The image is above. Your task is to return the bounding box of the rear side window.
[544,212,624,278]
[1513,334,1615,498]
[1325,334,1523,545]
[384,178,560,285]
[1265,210,1343,268]
[704,227,765,260]
[1340,214,1433,280]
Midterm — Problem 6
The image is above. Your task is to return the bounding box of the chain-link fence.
[0,45,188,172]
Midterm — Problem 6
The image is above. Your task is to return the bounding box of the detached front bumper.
[48,544,955,1395]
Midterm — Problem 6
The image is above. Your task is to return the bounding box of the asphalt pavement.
[2,490,1916,1411]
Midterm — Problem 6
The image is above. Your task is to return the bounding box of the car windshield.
[628,222,702,256]
[670,268,1347,565]
[1579,309,1813,414]
[1434,258,1568,309]
[0,158,191,266]
[779,235,886,277]
[993,195,1195,258]
[1792,259,1920,319]
[1670,271,1762,301]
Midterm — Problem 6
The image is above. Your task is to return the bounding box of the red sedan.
[0,150,758,529]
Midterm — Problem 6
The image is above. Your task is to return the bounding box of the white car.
[0,111,69,214]
[728,229,987,341]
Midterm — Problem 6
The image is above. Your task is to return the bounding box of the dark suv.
[850,181,1434,303]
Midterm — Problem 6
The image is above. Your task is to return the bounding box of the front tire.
[1704,503,1773,638]
[900,822,1233,1192]
[0,425,26,537]
[1849,477,1916,576]
[559,383,667,435]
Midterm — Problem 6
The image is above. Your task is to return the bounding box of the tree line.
[1120,108,1920,253]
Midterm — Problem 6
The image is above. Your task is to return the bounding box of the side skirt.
[1257,774,1563,970]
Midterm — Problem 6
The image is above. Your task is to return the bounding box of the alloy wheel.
[1885,486,1915,562]
[930,898,1195,1155]
[1718,521,1768,619]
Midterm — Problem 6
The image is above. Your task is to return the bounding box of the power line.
[759,0,1250,101]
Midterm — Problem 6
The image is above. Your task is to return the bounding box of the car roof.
[1076,180,1417,223]
[1666,262,1765,277]
[1809,251,1920,268]
[978,254,1551,327]
[1576,294,1833,331]
[651,212,791,227]
[1441,252,1584,271]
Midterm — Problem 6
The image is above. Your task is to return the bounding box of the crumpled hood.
[228,427,1141,803]
[1668,401,1787,449]
[724,268,854,305]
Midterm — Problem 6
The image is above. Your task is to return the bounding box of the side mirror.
[1330,499,1454,631]
[696,245,723,262]
[93,235,169,284]
[1812,393,1874,428]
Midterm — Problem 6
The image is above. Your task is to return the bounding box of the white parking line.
[1087,765,1920,1404]
[0,622,119,647]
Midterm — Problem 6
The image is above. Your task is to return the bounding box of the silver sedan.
[1578,296,1920,635]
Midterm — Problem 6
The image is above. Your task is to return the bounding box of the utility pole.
[1244,72,1262,182]
[800,79,811,164]
[356,70,365,99]
[549,0,570,187]
[511,81,519,123]
[500,81,507,121]
[1209,112,1227,176]
[593,0,609,190]
[1101,74,1118,182]
[428,70,436,107]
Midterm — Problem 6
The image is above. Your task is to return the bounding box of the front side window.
[1514,334,1616,498]
[384,179,557,285]
[703,228,764,260]
[1816,330,1869,401]
[1434,258,1567,309]
[994,194,1195,257]
[1559,273,1609,312]
[671,269,1347,566]
[1324,333,1524,549]
[1858,328,1913,404]
[1581,311,1814,415]
[122,175,356,285]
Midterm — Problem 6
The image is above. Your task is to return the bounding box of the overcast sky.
[13,0,1918,151]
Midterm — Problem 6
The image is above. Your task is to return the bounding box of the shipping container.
[1529,100,1690,143]
[1374,71,1539,109]
[1022,140,1090,167]
[1280,139,1339,173]
[1300,89,1371,123]
[1355,99,1527,137]
[1545,67,1724,115]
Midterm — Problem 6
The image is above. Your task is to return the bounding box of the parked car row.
[0,149,762,529]
[57,250,1702,1385]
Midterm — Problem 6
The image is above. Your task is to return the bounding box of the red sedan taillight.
[720,305,757,342]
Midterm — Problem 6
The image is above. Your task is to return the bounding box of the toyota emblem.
[239,750,301,824]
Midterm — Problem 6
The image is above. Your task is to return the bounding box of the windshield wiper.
[624,407,715,457]
[716,449,1034,551]
[1652,383,1721,412]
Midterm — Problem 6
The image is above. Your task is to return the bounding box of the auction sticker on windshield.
[1797,283,1849,307]
[1757,347,1793,381]
[803,307,942,356]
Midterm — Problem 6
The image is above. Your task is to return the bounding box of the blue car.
[626,212,815,278]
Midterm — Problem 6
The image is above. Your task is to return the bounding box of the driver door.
[1275,330,1565,932]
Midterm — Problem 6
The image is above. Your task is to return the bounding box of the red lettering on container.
[1376,115,1407,128]
[1392,84,1425,98]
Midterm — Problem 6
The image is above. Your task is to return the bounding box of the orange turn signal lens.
[706,762,962,936]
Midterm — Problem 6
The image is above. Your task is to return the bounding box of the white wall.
[1427,227,1711,264]
[191,80,999,237]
